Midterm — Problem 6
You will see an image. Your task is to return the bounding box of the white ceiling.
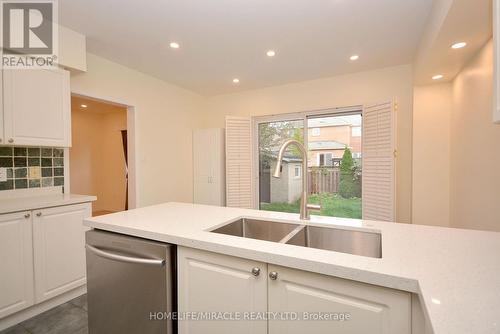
[414,0,492,85]
[59,0,435,96]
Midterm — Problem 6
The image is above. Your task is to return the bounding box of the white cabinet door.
[193,128,225,206]
[0,211,34,318]
[0,69,4,143]
[268,265,411,334]
[33,203,91,303]
[178,247,267,334]
[193,129,212,204]
[3,68,71,147]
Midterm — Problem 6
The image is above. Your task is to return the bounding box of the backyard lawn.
[260,193,362,219]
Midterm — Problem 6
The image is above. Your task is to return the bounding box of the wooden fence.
[308,167,340,194]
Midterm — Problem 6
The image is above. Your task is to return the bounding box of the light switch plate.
[29,167,41,179]
[0,168,6,182]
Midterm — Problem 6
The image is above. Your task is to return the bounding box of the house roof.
[308,140,347,150]
[261,151,302,163]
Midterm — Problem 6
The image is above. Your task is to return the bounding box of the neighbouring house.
[307,116,362,167]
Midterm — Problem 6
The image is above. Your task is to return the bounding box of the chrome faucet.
[272,139,321,220]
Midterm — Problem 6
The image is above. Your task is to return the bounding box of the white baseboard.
[0,285,87,331]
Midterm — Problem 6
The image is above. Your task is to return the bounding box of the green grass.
[260,193,362,219]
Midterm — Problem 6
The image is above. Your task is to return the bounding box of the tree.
[258,121,303,159]
[338,147,361,198]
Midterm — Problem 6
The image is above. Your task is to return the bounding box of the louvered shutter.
[225,116,254,208]
[362,101,396,221]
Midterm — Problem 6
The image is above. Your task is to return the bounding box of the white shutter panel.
[225,116,253,208]
[362,101,396,221]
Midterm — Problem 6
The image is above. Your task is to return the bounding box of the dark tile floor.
[1,295,88,334]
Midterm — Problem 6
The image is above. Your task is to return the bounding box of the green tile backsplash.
[0,146,64,191]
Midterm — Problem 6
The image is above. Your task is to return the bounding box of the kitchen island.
[84,202,500,334]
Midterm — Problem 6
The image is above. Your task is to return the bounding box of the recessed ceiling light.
[266,50,276,57]
[232,78,240,84]
[80,104,87,108]
[451,42,467,49]
[350,55,359,61]
[432,74,444,80]
[169,42,180,49]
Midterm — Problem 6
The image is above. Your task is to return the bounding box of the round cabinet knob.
[36,212,42,217]
[8,138,14,143]
[251,267,261,277]
[24,213,30,219]
[269,271,278,280]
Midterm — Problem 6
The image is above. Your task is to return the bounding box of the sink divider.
[278,225,305,244]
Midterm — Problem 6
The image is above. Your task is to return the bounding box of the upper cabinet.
[2,68,71,147]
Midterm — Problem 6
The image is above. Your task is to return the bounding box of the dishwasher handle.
[86,244,166,267]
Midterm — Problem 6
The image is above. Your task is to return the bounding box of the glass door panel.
[258,120,304,212]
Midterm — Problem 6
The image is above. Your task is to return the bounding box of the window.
[352,126,361,137]
[294,166,301,178]
[318,153,333,166]
[311,128,321,136]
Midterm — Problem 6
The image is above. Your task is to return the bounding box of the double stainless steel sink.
[210,218,382,258]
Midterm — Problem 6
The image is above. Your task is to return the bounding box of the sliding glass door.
[257,111,362,219]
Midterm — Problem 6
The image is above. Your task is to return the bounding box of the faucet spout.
[272,139,320,220]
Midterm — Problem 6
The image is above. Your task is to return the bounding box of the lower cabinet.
[178,247,411,334]
[268,264,411,334]
[0,202,91,319]
[33,203,91,303]
[178,247,268,334]
[0,211,34,318]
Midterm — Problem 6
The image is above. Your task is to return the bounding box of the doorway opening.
[70,95,129,217]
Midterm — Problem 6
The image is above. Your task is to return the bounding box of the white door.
[178,247,267,334]
[193,129,212,204]
[193,129,225,206]
[33,203,91,303]
[0,211,34,318]
[0,68,4,143]
[268,265,411,334]
[3,68,71,147]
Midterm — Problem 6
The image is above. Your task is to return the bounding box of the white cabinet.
[193,128,225,206]
[32,203,91,302]
[2,68,71,147]
[0,212,34,318]
[0,202,91,321]
[178,248,412,334]
[178,247,267,334]
[268,264,411,334]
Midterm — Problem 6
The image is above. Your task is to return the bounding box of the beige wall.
[205,65,414,223]
[70,108,127,213]
[450,40,500,231]
[70,110,101,209]
[412,83,452,227]
[70,53,206,207]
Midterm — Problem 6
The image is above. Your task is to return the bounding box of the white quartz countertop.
[84,202,500,334]
[0,193,96,214]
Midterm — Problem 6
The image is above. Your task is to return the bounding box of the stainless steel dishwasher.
[85,229,176,334]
